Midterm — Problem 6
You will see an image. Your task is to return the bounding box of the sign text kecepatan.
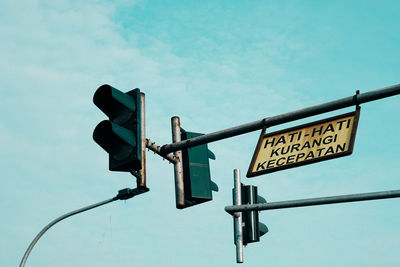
[247,110,360,178]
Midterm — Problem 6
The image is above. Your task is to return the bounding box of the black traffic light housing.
[178,129,218,209]
[93,84,142,172]
[240,184,268,245]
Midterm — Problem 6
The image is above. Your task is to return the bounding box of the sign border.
[246,109,361,178]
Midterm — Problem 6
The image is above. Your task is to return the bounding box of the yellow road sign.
[247,110,360,178]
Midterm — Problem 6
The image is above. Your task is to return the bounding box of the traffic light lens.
[94,84,135,125]
[93,120,136,161]
[111,138,133,161]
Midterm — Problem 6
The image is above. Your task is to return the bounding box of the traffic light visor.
[93,84,136,125]
[93,120,136,161]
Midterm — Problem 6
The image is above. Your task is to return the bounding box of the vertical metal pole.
[171,116,185,208]
[233,169,244,263]
[137,92,146,187]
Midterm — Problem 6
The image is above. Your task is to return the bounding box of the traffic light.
[178,129,218,209]
[93,84,142,172]
[238,184,268,245]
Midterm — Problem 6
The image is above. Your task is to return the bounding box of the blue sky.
[1,0,399,266]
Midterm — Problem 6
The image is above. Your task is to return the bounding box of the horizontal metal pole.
[145,138,178,164]
[160,84,400,154]
[225,189,400,214]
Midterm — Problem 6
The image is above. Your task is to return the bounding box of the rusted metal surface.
[145,138,177,164]
[171,116,185,208]
[135,92,147,187]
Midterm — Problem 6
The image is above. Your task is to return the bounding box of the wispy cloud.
[1,1,399,266]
